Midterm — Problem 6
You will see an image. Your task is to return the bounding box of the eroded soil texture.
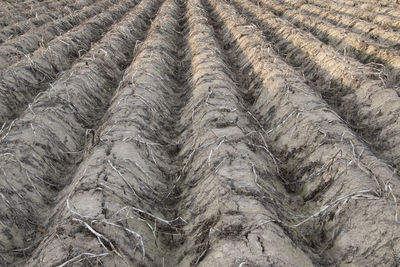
[0,0,399,266]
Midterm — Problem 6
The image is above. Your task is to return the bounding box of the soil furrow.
[308,0,400,30]
[0,0,76,28]
[0,0,76,36]
[0,0,69,13]
[232,0,400,173]
[0,0,138,126]
[333,0,400,18]
[24,1,184,265]
[362,0,400,6]
[170,0,318,265]
[293,2,400,49]
[1,0,399,265]
[209,0,400,265]
[0,0,161,263]
[256,0,400,86]
[0,0,98,44]
[0,0,113,69]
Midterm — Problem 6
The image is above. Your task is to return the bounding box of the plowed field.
[0,0,399,266]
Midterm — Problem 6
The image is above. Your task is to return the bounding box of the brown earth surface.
[0,0,399,266]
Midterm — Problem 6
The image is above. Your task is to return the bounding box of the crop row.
[332,0,400,18]
[210,0,400,265]
[0,0,399,265]
[255,0,400,85]
[0,0,99,44]
[308,0,400,30]
[292,2,400,48]
[233,0,400,174]
[0,0,140,127]
[0,0,161,263]
[0,0,76,28]
[0,0,112,69]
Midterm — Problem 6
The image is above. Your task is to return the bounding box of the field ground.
[0,0,399,266]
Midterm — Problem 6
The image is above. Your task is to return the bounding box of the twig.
[208,138,225,167]
[255,132,280,175]
[57,252,109,267]
[72,218,121,257]
[291,190,379,228]
[96,220,145,258]
[0,119,15,141]
[108,160,138,197]
[66,199,94,220]
[114,206,187,226]
[252,163,262,190]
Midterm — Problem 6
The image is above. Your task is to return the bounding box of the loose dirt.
[0,0,399,266]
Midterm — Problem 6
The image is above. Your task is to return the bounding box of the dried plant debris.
[0,0,399,266]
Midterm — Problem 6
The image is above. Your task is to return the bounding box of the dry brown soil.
[0,0,399,266]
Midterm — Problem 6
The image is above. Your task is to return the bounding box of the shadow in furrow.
[24,0,189,265]
[289,1,400,49]
[0,0,90,44]
[0,0,163,264]
[0,0,76,28]
[206,0,400,265]
[251,0,400,88]
[169,0,318,265]
[231,0,400,173]
[0,0,136,126]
